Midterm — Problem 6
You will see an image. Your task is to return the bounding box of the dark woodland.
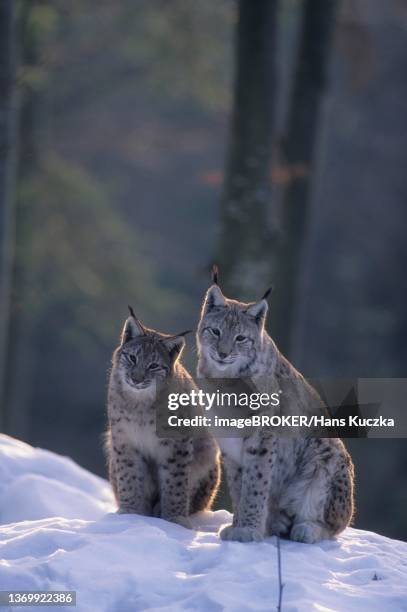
[0,0,406,539]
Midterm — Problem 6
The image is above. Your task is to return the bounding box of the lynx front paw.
[220,525,264,543]
[290,521,327,544]
[167,515,193,529]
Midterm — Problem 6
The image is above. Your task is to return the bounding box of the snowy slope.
[0,435,406,612]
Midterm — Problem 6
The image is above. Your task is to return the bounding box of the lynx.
[197,270,354,543]
[106,308,220,528]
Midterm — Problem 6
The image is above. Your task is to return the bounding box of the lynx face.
[114,315,185,393]
[197,285,268,376]
[117,338,172,391]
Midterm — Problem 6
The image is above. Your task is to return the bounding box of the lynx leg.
[283,448,354,543]
[158,441,194,527]
[221,454,243,526]
[190,461,220,513]
[111,445,155,515]
[324,458,354,536]
[220,436,274,542]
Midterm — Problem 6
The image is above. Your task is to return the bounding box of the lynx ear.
[246,299,268,328]
[203,284,226,313]
[162,332,190,362]
[121,306,146,343]
[121,317,144,344]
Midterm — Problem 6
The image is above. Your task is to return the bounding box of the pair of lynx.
[106,269,354,544]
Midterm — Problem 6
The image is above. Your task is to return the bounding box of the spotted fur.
[197,283,354,543]
[106,313,220,527]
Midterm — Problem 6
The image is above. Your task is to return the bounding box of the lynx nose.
[218,351,228,360]
[132,373,144,384]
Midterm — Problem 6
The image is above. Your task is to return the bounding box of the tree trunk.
[0,0,18,428]
[5,0,45,439]
[271,0,338,356]
[216,0,278,299]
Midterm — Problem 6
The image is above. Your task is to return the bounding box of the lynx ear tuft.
[212,264,219,285]
[246,299,268,328]
[261,286,273,301]
[204,284,226,312]
[128,305,137,319]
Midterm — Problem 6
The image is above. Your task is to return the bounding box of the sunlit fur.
[106,315,220,524]
[197,285,269,378]
[196,283,355,544]
[111,311,189,397]
[115,334,174,394]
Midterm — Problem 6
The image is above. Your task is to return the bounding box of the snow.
[0,435,406,612]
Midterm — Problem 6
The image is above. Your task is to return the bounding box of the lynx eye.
[235,335,246,342]
[210,328,221,337]
[149,362,160,370]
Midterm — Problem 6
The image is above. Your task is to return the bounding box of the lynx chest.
[217,437,243,464]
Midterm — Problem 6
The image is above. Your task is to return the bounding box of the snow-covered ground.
[0,435,406,612]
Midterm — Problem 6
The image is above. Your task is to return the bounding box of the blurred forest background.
[1,0,406,539]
